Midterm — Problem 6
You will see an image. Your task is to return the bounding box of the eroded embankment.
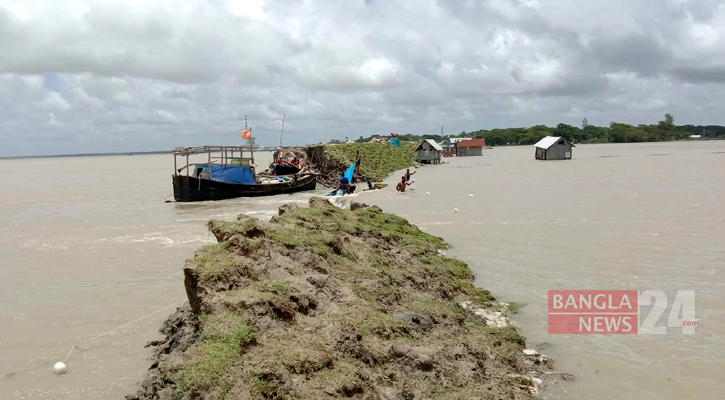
[128,199,555,400]
[306,143,417,187]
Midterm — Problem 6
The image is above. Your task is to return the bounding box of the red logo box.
[548,290,638,334]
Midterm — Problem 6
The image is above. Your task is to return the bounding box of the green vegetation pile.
[306,142,417,187]
[128,199,552,400]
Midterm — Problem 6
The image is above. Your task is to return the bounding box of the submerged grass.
[324,142,418,182]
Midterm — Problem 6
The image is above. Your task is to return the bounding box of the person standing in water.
[405,168,416,182]
[396,176,412,192]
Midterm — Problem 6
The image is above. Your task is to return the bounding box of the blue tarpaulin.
[328,162,357,196]
[389,137,401,147]
[344,163,356,182]
[205,165,256,184]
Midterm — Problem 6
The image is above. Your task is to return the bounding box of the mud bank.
[128,198,564,400]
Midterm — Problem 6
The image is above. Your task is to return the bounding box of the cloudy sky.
[1,0,724,156]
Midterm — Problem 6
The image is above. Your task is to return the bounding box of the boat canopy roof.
[173,145,259,156]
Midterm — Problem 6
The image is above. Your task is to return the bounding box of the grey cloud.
[670,66,725,84]
[588,34,673,76]
[1,0,725,157]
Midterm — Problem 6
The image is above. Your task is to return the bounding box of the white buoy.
[454,208,459,213]
[53,362,67,375]
[469,194,474,197]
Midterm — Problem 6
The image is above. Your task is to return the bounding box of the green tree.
[656,113,676,141]
[553,123,582,142]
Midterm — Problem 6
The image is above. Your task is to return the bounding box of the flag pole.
[278,113,286,148]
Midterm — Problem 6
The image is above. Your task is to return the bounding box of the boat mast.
[246,116,255,175]
[278,113,286,148]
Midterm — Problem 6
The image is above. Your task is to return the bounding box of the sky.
[1,0,725,156]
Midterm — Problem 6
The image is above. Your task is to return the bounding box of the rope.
[3,299,185,378]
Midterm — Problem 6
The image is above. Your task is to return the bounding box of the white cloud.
[37,91,73,111]
[1,0,725,156]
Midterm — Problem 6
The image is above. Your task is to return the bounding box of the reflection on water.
[1,142,724,399]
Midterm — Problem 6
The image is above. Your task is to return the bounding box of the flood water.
[1,142,723,399]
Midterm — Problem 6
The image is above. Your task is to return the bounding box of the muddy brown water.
[1,142,723,399]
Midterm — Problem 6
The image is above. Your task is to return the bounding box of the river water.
[1,142,723,399]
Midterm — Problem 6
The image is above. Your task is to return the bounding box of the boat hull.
[173,174,317,202]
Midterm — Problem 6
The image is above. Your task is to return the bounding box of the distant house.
[455,139,486,156]
[439,137,468,153]
[533,136,574,160]
[416,139,443,164]
[439,139,453,153]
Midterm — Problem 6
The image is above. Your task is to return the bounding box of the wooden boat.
[172,145,317,202]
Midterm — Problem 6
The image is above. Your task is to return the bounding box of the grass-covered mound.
[322,142,418,182]
[129,199,548,400]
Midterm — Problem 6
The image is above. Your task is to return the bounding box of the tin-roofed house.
[455,139,486,156]
[533,136,574,160]
[438,138,459,157]
[416,139,443,164]
[439,139,453,153]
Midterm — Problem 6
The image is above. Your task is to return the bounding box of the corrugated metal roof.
[533,136,574,149]
[419,139,443,151]
[455,139,486,148]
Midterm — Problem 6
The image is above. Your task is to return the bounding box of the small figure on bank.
[354,150,362,176]
[337,176,350,195]
[333,176,356,196]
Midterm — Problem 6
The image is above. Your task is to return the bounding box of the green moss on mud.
[153,198,537,400]
[257,281,292,297]
[265,225,332,256]
[172,311,256,395]
[189,242,239,280]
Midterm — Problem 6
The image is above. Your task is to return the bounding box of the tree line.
[353,114,725,146]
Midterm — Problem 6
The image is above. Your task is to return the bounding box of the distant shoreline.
[0,150,170,160]
[3,138,721,160]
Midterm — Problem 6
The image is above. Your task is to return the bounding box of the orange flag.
[241,129,252,140]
